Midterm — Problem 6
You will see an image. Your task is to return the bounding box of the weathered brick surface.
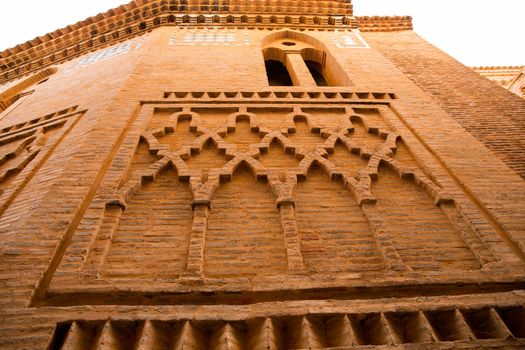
[295,165,384,273]
[103,167,194,278]
[364,31,525,179]
[0,2,524,349]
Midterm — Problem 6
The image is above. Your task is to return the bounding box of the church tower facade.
[1,1,524,348]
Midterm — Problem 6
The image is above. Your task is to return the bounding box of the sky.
[0,0,523,67]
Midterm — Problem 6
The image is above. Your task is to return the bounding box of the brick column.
[279,203,306,273]
[184,204,209,277]
[285,53,317,87]
[361,203,410,272]
[82,205,123,279]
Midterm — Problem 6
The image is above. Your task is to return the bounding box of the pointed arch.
[102,163,194,279]
[259,131,295,154]
[192,133,226,152]
[301,158,336,180]
[205,161,287,277]
[186,136,229,180]
[230,159,259,178]
[117,155,192,207]
[294,162,384,273]
[258,139,301,182]
[371,160,481,271]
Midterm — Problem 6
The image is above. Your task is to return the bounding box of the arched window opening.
[0,67,57,114]
[305,60,328,86]
[265,60,293,86]
[261,30,353,87]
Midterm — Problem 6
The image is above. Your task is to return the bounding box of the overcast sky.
[0,0,523,67]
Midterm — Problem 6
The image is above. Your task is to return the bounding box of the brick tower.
[473,66,525,99]
[1,1,525,349]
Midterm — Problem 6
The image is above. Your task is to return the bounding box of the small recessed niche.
[282,41,296,46]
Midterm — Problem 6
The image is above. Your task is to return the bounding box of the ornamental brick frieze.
[47,305,525,349]
[0,5,411,85]
[0,106,85,248]
[1,1,524,348]
[29,90,523,309]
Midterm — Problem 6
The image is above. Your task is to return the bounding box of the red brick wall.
[0,26,524,349]
[364,31,525,179]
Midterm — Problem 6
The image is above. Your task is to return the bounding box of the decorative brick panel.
[0,6,524,349]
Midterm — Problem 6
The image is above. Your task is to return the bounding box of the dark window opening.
[305,60,328,86]
[265,60,293,86]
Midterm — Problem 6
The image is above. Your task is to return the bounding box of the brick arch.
[169,110,201,132]
[261,30,352,86]
[261,30,329,50]
[101,162,194,279]
[226,111,259,132]
[262,46,287,64]
[204,160,287,278]
[0,67,58,113]
[284,111,320,133]
[294,161,384,273]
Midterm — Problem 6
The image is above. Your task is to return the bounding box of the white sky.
[354,0,525,67]
[0,0,523,67]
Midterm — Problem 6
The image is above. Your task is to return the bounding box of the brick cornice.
[472,66,524,71]
[0,1,413,85]
[0,0,352,60]
[355,16,413,32]
[0,12,357,85]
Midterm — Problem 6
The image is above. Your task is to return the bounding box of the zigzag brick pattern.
[1,1,525,348]
[48,306,525,349]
